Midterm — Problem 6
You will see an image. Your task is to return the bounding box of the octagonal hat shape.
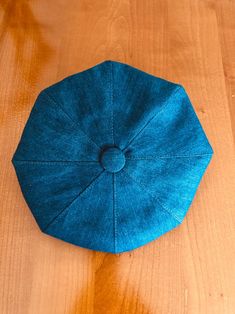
[12,60,213,253]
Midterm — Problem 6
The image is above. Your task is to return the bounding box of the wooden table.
[1,1,235,313]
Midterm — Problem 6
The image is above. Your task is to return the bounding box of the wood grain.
[0,1,235,313]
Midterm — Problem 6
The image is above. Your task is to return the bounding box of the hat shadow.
[70,251,152,314]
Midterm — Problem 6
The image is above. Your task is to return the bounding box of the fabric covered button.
[100,147,125,173]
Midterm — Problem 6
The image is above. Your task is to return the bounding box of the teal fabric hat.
[12,60,213,253]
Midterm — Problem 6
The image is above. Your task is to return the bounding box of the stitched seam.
[123,169,182,223]
[113,174,117,253]
[111,62,114,145]
[122,86,182,152]
[43,91,101,150]
[68,76,101,135]
[125,154,213,160]
[43,169,105,231]
[110,62,117,252]
[13,160,99,164]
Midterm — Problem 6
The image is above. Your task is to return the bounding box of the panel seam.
[122,85,182,152]
[113,173,117,253]
[43,90,101,150]
[42,169,105,231]
[111,61,114,145]
[12,160,99,164]
[110,61,117,253]
[122,169,182,223]
[125,153,213,160]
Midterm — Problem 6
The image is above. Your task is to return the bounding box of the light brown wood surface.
[0,1,235,313]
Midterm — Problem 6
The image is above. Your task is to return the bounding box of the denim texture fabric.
[12,60,213,253]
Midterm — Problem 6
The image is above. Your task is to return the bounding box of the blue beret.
[12,60,213,253]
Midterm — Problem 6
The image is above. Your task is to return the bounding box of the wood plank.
[0,0,235,313]
[215,0,235,142]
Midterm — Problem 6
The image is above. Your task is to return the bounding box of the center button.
[100,147,126,173]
